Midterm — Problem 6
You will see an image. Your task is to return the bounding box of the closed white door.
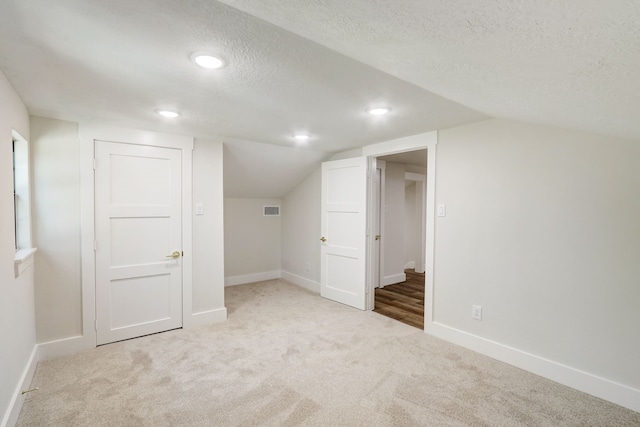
[95,141,183,345]
[320,157,368,310]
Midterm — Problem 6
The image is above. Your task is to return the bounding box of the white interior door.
[95,141,183,345]
[320,157,368,310]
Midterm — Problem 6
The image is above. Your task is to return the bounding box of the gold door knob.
[375,235,380,241]
[166,251,181,258]
[320,236,327,243]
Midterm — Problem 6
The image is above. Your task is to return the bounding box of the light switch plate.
[195,203,204,215]
[437,204,446,217]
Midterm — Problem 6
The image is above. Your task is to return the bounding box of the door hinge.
[93,159,96,170]
[94,319,98,331]
[93,240,97,251]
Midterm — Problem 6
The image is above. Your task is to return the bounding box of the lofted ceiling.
[220,0,640,141]
[1,1,638,197]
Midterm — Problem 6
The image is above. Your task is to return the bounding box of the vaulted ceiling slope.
[0,0,484,154]
[2,1,638,198]
[219,0,640,141]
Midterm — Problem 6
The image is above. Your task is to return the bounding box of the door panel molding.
[80,124,193,349]
[320,157,368,310]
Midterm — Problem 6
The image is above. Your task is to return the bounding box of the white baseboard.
[188,307,227,327]
[281,271,320,294]
[224,270,281,287]
[3,345,38,427]
[381,273,406,287]
[38,335,94,361]
[425,321,640,414]
[404,261,416,270]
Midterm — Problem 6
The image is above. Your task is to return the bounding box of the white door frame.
[80,124,193,348]
[363,131,436,330]
[373,160,386,289]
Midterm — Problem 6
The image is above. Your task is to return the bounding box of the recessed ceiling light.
[293,134,310,142]
[157,110,180,118]
[191,52,224,69]
[367,107,391,116]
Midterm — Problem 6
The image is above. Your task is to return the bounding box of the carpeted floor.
[17,279,640,426]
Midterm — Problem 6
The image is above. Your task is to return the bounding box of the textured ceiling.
[0,0,483,153]
[1,1,638,197]
[219,0,640,141]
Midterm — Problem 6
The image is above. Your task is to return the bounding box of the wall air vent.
[263,206,280,216]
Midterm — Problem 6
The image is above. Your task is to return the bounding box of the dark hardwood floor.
[373,269,425,329]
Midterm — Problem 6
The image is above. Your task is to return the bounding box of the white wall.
[31,117,82,343]
[0,70,36,426]
[224,198,282,284]
[192,139,226,314]
[382,162,406,285]
[434,118,640,400]
[404,181,417,268]
[281,168,321,292]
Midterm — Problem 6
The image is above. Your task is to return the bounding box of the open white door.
[320,157,368,310]
[95,141,183,345]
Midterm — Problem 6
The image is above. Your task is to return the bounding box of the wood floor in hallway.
[373,269,425,329]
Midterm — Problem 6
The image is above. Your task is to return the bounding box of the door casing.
[80,125,193,348]
[363,132,437,325]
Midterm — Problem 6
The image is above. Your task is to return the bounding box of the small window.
[12,130,36,277]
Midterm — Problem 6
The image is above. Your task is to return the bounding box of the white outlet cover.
[472,305,482,320]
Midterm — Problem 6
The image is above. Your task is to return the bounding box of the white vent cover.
[263,206,280,216]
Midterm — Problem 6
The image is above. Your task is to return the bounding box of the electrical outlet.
[472,305,482,321]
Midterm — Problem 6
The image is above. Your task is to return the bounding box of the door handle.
[165,251,181,259]
[375,235,380,241]
[320,236,327,243]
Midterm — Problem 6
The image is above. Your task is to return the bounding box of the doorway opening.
[370,149,427,329]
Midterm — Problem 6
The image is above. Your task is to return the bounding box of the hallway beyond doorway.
[373,269,425,329]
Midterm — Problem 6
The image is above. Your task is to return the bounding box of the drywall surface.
[435,118,640,390]
[192,139,225,313]
[382,162,406,285]
[31,116,82,343]
[281,168,321,287]
[0,70,35,426]
[404,181,417,268]
[224,198,282,278]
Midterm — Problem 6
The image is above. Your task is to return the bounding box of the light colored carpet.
[17,279,640,426]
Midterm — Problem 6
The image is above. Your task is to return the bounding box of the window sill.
[14,247,37,278]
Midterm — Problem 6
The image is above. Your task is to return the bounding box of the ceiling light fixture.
[367,107,391,116]
[157,110,180,118]
[191,52,224,69]
[293,134,310,142]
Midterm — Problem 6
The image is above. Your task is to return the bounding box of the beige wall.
[404,181,417,268]
[0,70,35,425]
[382,162,406,285]
[435,118,640,389]
[192,139,226,313]
[31,117,82,342]
[281,168,321,289]
[224,198,282,279]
